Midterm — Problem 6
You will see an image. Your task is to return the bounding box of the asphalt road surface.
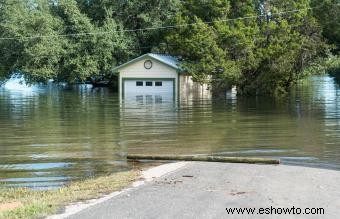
[66,162,340,219]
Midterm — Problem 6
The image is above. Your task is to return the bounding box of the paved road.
[67,162,340,219]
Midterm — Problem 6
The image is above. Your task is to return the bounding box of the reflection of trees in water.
[206,77,340,166]
[121,77,340,164]
[3,76,340,187]
[329,72,340,87]
[0,85,123,188]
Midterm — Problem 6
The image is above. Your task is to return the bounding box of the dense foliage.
[0,0,339,95]
[312,0,340,52]
[165,0,329,95]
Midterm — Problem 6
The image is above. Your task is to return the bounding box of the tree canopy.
[312,0,340,52]
[165,0,329,95]
[0,0,339,95]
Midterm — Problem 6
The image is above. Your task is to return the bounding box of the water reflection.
[120,93,178,157]
[1,75,340,189]
[3,74,32,91]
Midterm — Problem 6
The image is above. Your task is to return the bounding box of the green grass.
[0,170,139,219]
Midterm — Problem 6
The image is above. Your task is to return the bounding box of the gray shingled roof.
[148,53,179,69]
[112,53,180,71]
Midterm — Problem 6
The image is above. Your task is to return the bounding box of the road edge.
[47,162,188,219]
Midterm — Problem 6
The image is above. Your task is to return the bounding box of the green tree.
[0,0,136,84]
[165,0,327,95]
[165,0,240,93]
[312,0,340,52]
[53,0,136,83]
[76,0,181,54]
[236,0,327,95]
[0,0,334,94]
[0,0,64,83]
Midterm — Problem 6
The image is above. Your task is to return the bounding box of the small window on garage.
[155,82,162,86]
[146,81,153,86]
[136,81,143,86]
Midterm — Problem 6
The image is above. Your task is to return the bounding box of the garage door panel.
[123,79,174,102]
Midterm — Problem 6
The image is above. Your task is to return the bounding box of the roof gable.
[113,53,180,72]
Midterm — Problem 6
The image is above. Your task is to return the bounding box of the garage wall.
[179,74,211,100]
[119,58,178,99]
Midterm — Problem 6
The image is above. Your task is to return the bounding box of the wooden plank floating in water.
[127,155,280,165]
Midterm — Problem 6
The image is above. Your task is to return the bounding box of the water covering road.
[1,75,340,189]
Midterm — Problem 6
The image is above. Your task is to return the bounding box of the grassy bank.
[0,170,139,219]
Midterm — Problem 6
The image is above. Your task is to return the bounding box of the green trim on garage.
[121,77,176,100]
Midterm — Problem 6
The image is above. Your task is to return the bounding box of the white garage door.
[123,79,174,101]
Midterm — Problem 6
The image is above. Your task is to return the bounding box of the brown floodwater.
[1,75,340,189]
